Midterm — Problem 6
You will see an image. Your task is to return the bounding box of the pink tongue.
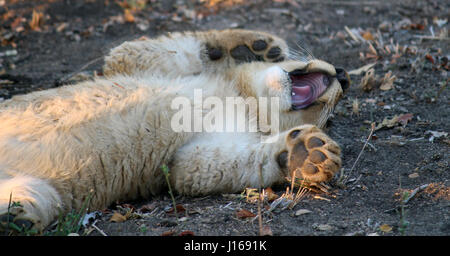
[292,86,311,101]
[291,73,328,109]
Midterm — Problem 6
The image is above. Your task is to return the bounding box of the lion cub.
[0,29,349,232]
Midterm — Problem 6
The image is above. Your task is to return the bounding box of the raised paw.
[279,125,341,183]
[204,29,289,64]
[0,205,40,235]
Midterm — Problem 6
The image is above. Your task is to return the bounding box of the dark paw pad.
[288,129,301,139]
[307,137,325,149]
[207,45,223,61]
[289,142,308,172]
[303,163,319,174]
[0,213,34,232]
[251,40,268,51]
[273,57,285,62]
[310,150,326,164]
[230,45,263,63]
[14,219,33,230]
[266,47,281,59]
[0,214,15,224]
[276,151,288,169]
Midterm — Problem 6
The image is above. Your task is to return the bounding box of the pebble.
[179,216,189,222]
[344,230,365,236]
[295,209,312,216]
[313,223,333,231]
[0,50,18,57]
[409,172,419,178]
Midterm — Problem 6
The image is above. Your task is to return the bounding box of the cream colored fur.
[0,29,343,231]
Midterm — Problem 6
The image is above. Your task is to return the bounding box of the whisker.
[289,49,311,62]
[290,41,316,62]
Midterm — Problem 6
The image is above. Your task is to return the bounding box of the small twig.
[413,35,450,41]
[91,220,108,236]
[402,184,430,204]
[384,184,430,213]
[360,138,377,151]
[257,164,264,236]
[59,57,103,83]
[343,123,375,184]
[300,0,383,5]
[344,26,360,43]
[290,169,297,193]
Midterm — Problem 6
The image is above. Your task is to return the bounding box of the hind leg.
[0,173,62,233]
[103,29,290,78]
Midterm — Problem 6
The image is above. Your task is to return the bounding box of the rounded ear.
[335,67,351,91]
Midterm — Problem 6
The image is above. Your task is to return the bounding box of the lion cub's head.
[234,59,350,133]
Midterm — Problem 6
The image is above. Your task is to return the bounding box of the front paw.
[280,125,341,183]
[0,204,41,234]
[205,29,288,63]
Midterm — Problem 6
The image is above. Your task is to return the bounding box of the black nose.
[336,67,350,91]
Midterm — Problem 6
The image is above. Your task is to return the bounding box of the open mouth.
[289,71,331,110]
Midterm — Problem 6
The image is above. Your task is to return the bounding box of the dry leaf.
[29,10,44,31]
[166,204,186,214]
[397,113,413,126]
[260,225,273,236]
[135,36,150,41]
[360,68,377,91]
[425,54,435,64]
[236,209,256,219]
[379,224,392,232]
[379,71,397,91]
[124,9,135,23]
[361,31,374,41]
[409,23,425,30]
[10,16,24,31]
[179,230,195,236]
[161,230,175,236]
[264,188,279,202]
[117,0,130,9]
[368,42,378,56]
[375,115,399,130]
[138,202,157,213]
[109,212,127,223]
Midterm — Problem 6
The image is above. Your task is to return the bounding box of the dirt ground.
[0,0,448,236]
